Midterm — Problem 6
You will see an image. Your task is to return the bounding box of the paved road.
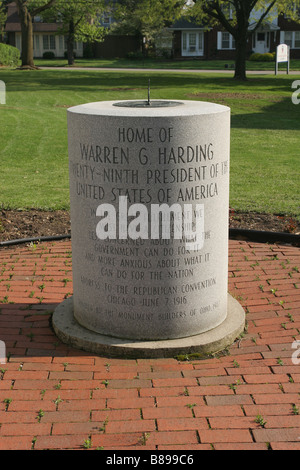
[40,66,300,75]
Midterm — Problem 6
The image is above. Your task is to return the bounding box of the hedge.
[0,43,20,67]
[43,51,55,59]
[249,52,275,62]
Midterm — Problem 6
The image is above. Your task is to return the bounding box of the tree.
[190,0,300,80]
[112,0,186,56]
[0,1,7,43]
[46,0,107,66]
[15,0,56,68]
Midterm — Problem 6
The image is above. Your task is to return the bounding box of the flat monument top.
[68,100,230,117]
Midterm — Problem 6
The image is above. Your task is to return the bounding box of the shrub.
[0,43,20,67]
[126,51,144,60]
[249,52,261,61]
[64,50,77,59]
[156,47,172,59]
[249,52,275,62]
[43,51,55,60]
[83,43,94,59]
[262,52,275,62]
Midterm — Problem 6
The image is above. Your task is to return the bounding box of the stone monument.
[52,97,245,358]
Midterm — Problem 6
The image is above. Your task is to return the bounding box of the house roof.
[6,1,19,25]
[170,17,207,30]
[5,1,59,33]
[248,20,280,31]
[5,23,59,33]
[172,15,281,33]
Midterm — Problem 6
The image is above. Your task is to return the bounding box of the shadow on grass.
[1,69,296,90]
[231,97,300,131]
[1,70,299,130]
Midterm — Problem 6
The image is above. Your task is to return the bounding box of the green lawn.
[0,68,299,220]
[33,57,300,71]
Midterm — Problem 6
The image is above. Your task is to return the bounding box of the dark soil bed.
[0,209,299,243]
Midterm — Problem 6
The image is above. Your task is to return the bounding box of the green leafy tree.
[0,1,7,43]
[190,0,300,80]
[112,0,186,56]
[46,0,107,65]
[15,0,56,68]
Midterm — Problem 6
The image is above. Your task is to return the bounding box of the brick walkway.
[0,239,299,450]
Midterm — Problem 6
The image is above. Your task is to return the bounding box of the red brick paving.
[0,239,299,450]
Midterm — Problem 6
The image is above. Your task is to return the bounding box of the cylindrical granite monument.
[53,99,245,357]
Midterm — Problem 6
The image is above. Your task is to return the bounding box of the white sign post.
[275,44,290,75]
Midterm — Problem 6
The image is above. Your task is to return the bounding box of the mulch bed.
[0,209,299,242]
[0,210,71,242]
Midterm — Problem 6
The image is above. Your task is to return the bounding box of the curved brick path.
[0,239,299,450]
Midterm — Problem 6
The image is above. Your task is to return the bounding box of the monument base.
[52,294,245,359]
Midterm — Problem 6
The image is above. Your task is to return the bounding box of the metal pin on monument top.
[113,81,183,108]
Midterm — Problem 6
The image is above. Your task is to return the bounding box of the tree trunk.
[234,31,248,80]
[18,5,35,68]
[67,19,75,66]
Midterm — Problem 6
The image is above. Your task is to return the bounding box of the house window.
[221,4,233,20]
[63,37,82,51]
[43,35,56,50]
[16,34,21,51]
[103,15,111,25]
[182,31,204,56]
[282,31,300,49]
[76,41,83,52]
[218,32,235,50]
[284,31,293,48]
[189,33,196,52]
[34,35,40,50]
[257,32,265,42]
[59,36,64,50]
[222,32,230,49]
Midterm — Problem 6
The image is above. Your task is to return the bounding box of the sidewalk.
[0,238,299,450]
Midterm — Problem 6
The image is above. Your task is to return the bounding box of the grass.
[0,68,299,219]
[33,57,300,71]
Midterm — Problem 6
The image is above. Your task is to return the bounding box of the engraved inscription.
[69,113,230,338]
